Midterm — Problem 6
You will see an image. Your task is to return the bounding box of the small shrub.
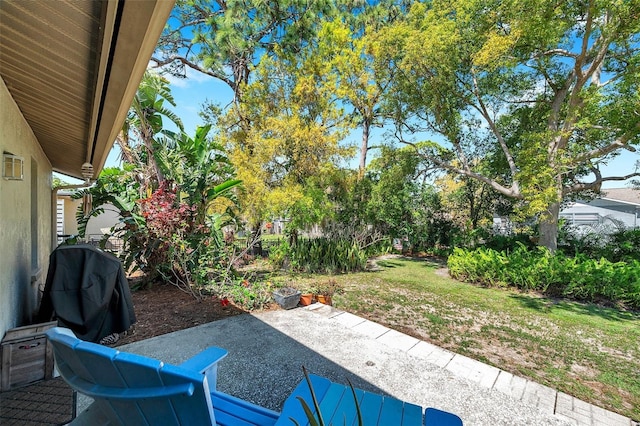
[288,238,369,274]
[225,278,274,311]
[483,233,536,252]
[268,240,291,269]
[559,225,640,263]
[448,246,640,309]
[603,229,640,262]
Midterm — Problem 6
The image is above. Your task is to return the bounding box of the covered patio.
[0,2,636,425]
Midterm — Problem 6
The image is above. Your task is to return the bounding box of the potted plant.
[298,285,316,306]
[314,279,341,306]
[272,287,301,309]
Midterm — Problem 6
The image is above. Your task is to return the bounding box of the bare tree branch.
[150,55,235,89]
[564,170,640,195]
[574,124,640,164]
[470,71,519,185]
[400,139,523,199]
[539,48,579,59]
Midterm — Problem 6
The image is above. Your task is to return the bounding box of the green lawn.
[281,257,640,420]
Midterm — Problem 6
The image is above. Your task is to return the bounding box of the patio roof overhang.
[0,0,174,180]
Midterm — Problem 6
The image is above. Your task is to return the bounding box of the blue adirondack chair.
[277,374,463,426]
[46,327,279,425]
[47,327,463,425]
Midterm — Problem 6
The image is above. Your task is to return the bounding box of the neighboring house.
[560,188,640,230]
[0,0,173,338]
[56,191,121,246]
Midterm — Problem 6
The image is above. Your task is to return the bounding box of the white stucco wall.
[0,77,52,338]
[84,203,121,239]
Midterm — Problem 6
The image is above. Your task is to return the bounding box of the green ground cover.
[281,257,640,421]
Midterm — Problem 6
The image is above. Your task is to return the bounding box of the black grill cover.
[38,244,136,343]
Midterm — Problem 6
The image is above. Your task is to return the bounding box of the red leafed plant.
[138,183,199,240]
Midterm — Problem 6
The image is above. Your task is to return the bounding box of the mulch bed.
[115,282,248,346]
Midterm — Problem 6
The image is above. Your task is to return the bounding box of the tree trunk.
[288,228,298,248]
[538,201,560,251]
[250,222,263,256]
[144,139,164,185]
[358,119,371,179]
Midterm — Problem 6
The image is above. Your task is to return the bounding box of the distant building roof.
[601,188,640,206]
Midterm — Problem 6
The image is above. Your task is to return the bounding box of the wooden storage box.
[1,321,57,391]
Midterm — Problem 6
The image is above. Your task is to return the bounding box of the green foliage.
[74,167,151,271]
[156,124,241,225]
[375,0,640,249]
[605,229,640,263]
[483,233,537,252]
[224,278,274,311]
[274,238,369,274]
[158,0,350,233]
[448,246,640,309]
[226,48,353,229]
[157,0,335,96]
[268,240,291,270]
[120,71,184,190]
[561,227,640,264]
[79,131,241,299]
[52,176,72,189]
[361,146,465,253]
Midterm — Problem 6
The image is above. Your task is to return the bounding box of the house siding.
[561,201,639,229]
[56,195,121,243]
[0,77,52,338]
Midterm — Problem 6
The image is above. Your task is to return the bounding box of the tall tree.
[117,71,183,191]
[315,1,406,177]
[152,0,343,245]
[378,0,640,250]
[225,52,353,235]
[436,167,512,231]
[152,0,335,105]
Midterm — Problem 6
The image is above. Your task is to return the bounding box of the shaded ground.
[116,284,248,346]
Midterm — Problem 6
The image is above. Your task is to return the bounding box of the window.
[3,153,24,180]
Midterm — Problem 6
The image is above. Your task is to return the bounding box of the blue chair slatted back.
[276,374,462,426]
[47,328,215,425]
[277,374,425,426]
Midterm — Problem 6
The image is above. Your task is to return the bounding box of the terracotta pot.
[316,294,332,306]
[299,293,314,306]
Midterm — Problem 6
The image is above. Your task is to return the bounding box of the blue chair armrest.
[179,347,228,391]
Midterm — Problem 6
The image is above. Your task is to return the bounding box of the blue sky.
[100,68,639,190]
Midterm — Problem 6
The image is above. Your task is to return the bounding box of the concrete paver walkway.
[78,304,636,426]
[306,304,635,426]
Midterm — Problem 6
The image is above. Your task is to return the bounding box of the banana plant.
[156,124,242,227]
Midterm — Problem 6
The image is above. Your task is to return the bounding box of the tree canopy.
[151,0,640,250]
[377,0,640,249]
